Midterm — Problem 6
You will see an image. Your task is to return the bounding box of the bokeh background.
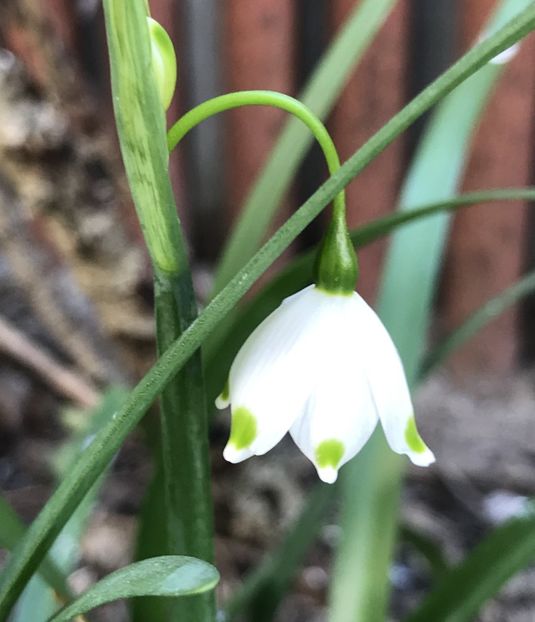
[1,1,535,620]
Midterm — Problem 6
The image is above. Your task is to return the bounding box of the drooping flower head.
[217,201,434,483]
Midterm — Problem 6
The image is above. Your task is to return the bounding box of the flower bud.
[147,17,177,110]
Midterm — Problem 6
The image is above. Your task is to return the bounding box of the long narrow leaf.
[0,11,533,617]
[399,526,449,580]
[48,556,220,622]
[0,498,68,601]
[13,389,127,621]
[224,485,334,621]
[421,269,535,375]
[405,513,535,622]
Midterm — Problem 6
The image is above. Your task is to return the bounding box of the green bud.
[147,17,177,110]
[314,209,359,294]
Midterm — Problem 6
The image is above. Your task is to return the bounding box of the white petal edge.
[348,293,435,467]
[290,300,379,483]
[223,445,254,464]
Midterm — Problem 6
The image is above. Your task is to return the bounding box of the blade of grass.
[329,3,534,621]
[213,0,397,293]
[400,525,449,580]
[223,484,334,621]
[421,269,535,375]
[1,10,533,617]
[131,460,169,622]
[5,390,126,620]
[205,187,535,402]
[103,1,214,620]
[0,497,68,600]
[405,512,535,622]
[48,556,220,622]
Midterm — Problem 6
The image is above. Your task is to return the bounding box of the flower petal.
[290,321,378,483]
[349,294,435,467]
[223,286,340,459]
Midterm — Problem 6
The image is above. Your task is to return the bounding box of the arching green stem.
[167,90,346,216]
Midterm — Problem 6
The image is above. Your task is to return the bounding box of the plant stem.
[154,272,215,622]
[102,1,214,620]
[168,90,345,214]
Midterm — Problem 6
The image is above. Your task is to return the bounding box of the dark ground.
[1,370,535,621]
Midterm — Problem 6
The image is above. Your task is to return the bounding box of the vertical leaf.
[102,2,215,621]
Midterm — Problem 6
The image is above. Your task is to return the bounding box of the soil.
[1,370,535,621]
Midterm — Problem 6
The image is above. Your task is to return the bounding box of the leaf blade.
[48,556,220,622]
[405,514,535,622]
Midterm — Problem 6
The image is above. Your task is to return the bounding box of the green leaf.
[131,461,170,622]
[405,513,535,622]
[224,484,334,621]
[400,525,449,579]
[13,388,127,622]
[0,496,26,555]
[421,269,535,376]
[213,0,397,293]
[0,389,127,622]
[47,556,220,622]
[104,0,184,274]
[205,188,535,402]
[329,3,534,621]
[0,497,68,601]
[1,10,533,618]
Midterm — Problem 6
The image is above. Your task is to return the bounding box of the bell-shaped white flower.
[217,181,434,482]
[216,284,434,483]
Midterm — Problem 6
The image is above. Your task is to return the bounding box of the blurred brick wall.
[16,0,535,376]
[442,0,535,375]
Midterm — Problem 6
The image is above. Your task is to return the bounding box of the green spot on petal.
[229,407,257,450]
[315,439,345,469]
[404,416,427,454]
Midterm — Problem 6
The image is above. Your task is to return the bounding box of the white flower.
[216,284,434,484]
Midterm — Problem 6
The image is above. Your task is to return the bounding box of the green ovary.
[404,416,427,454]
[229,407,257,450]
[315,439,345,469]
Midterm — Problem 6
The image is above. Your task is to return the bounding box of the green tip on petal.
[315,439,345,483]
[228,406,257,451]
[404,416,427,454]
[147,17,177,110]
